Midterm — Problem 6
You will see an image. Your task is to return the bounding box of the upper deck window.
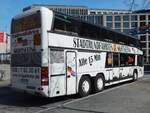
[53,12,141,48]
[11,12,41,33]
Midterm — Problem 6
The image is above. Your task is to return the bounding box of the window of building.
[140,35,146,41]
[115,22,121,28]
[123,29,129,34]
[115,29,121,32]
[81,10,84,15]
[149,43,150,48]
[140,42,146,48]
[70,9,74,15]
[131,15,137,21]
[123,15,129,21]
[131,22,138,28]
[106,22,113,28]
[140,15,146,21]
[113,53,119,67]
[74,9,78,15]
[140,22,146,27]
[114,12,118,14]
[103,12,107,14]
[94,16,99,24]
[106,52,112,67]
[95,16,103,25]
[148,15,150,20]
[148,56,150,64]
[123,22,129,28]
[90,12,96,15]
[106,16,113,21]
[115,16,121,21]
[82,9,85,15]
[97,12,102,14]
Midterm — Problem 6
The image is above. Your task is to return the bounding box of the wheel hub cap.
[97,78,103,90]
[82,80,89,93]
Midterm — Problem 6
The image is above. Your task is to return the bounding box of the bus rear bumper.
[11,85,49,97]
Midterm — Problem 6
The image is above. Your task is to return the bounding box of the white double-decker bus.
[11,7,143,97]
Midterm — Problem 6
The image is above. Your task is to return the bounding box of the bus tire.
[78,76,91,97]
[133,71,138,81]
[94,74,105,93]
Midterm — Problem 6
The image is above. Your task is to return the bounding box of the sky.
[0,0,147,33]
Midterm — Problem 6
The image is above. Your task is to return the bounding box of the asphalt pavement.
[0,74,150,113]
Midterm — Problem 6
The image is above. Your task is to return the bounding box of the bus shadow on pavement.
[0,80,134,108]
[0,86,78,107]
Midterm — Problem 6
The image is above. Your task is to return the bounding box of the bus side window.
[53,18,66,31]
[120,53,126,66]
[120,54,135,67]
[113,53,119,67]
[50,49,64,64]
[50,49,65,75]
[53,17,78,36]
[128,55,135,66]
[137,55,143,66]
[106,53,112,68]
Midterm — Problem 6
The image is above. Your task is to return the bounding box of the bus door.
[66,51,77,95]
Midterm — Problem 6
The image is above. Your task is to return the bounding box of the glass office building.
[80,15,103,26]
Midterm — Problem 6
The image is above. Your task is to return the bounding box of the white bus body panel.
[48,32,143,96]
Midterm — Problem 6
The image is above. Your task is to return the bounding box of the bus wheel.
[133,71,138,81]
[79,76,91,97]
[94,75,105,93]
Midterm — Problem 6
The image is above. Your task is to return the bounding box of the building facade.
[23,4,150,65]
[0,32,10,80]
[0,32,10,64]
[23,4,88,16]
[88,8,131,15]
[103,13,150,64]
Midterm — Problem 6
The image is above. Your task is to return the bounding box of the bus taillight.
[41,67,49,86]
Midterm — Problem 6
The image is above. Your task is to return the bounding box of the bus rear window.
[11,12,41,33]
